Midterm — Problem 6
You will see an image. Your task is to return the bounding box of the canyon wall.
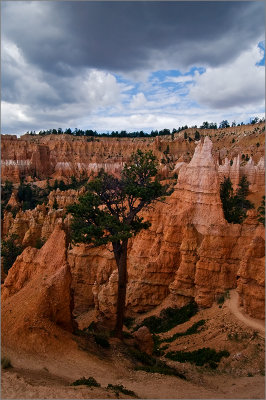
[2,134,265,328]
[1,123,264,184]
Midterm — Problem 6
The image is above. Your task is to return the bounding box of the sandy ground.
[2,290,265,399]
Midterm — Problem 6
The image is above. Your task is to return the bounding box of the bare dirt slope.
[2,293,265,399]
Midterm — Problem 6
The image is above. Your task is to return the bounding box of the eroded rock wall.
[1,225,74,353]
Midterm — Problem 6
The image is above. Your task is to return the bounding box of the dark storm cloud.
[1,1,265,135]
[2,1,264,75]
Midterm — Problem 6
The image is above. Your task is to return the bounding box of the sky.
[1,1,265,135]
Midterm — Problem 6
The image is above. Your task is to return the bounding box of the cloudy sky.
[1,1,265,135]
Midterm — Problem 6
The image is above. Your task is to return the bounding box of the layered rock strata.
[2,136,265,325]
[2,122,264,183]
[237,226,265,319]
[218,156,265,193]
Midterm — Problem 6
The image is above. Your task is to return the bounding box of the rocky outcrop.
[6,192,20,209]
[218,156,265,193]
[2,123,264,183]
[133,326,154,355]
[1,136,54,182]
[1,133,265,325]
[68,244,116,315]
[90,137,265,321]
[47,187,85,209]
[2,205,66,247]
[237,227,265,319]
[1,225,73,353]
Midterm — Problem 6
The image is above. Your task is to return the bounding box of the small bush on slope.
[133,302,198,334]
[165,347,230,369]
[71,376,100,387]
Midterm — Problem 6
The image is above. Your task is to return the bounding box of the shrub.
[135,364,186,379]
[1,234,23,274]
[124,317,135,329]
[94,333,110,348]
[1,357,12,369]
[160,320,206,344]
[217,294,225,305]
[165,347,230,369]
[71,376,100,387]
[134,302,198,334]
[128,348,186,379]
[35,238,46,249]
[257,196,265,226]
[107,384,137,397]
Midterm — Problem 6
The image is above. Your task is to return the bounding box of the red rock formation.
[133,326,154,355]
[237,227,265,319]
[1,133,265,324]
[91,137,265,320]
[48,187,85,209]
[6,192,20,209]
[2,123,263,183]
[218,156,265,193]
[1,225,73,353]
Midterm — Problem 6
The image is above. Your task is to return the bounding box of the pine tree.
[52,198,59,210]
[220,176,254,224]
[257,196,265,226]
[67,150,169,337]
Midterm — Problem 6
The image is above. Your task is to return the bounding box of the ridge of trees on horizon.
[24,117,264,138]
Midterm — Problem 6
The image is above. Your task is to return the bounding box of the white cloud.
[1,101,33,124]
[130,92,147,109]
[189,43,265,109]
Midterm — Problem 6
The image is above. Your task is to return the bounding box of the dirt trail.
[226,289,265,336]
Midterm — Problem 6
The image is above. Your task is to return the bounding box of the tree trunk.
[113,239,128,338]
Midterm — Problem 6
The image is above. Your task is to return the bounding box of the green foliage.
[220,176,254,224]
[194,131,200,140]
[71,377,100,387]
[1,234,23,274]
[184,131,188,139]
[52,198,59,210]
[219,120,230,129]
[165,347,230,369]
[1,357,12,369]
[217,295,225,305]
[94,333,110,348]
[1,180,14,218]
[160,320,206,344]
[135,364,186,378]
[67,150,169,247]
[35,238,46,249]
[107,384,137,397]
[79,323,110,348]
[134,302,198,334]
[17,182,49,211]
[257,196,265,226]
[129,348,186,379]
[124,317,135,329]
